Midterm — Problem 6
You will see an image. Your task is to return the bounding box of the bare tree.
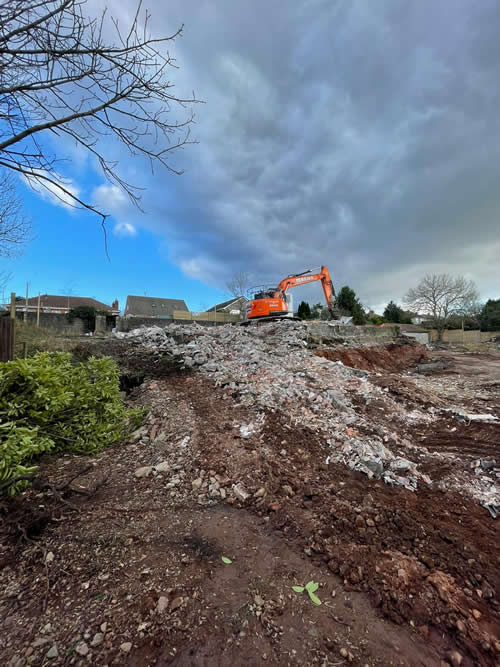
[0,0,200,234]
[404,274,479,340]
[0,170,30,256]
[226,271,251,298]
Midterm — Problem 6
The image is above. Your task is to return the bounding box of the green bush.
[0,352,143,494]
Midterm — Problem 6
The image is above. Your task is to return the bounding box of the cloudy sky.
[5,0,500,311]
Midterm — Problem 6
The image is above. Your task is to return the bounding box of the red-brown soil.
[1,348,499,667]
[315,340,428,372]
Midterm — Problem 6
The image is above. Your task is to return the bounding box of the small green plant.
[292,580,321,605]
[0,352,143,494]
[221,556,232,564]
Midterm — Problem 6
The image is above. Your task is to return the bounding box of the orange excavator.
[245,266,337,321]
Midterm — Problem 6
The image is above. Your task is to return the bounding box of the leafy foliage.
[0,352,143,494]
[310,302,324,320]
[67,305,97,331]
[292,580,322,605]
[480,299,500,331]
[369,314,384,325]
[297,301,311,320]
[337,286,366,324]
[382,301,412,324]
[383,301,402,323]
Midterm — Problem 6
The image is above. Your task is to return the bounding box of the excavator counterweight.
[245,266,336,321]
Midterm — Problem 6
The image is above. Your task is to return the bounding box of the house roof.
[125,295,188,317]
[205,296,247,312]
[15,294,117,312]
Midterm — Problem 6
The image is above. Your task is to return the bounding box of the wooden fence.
[0,317,15,362]
[429,329,500,343]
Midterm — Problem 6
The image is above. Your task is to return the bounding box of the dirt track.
[0,342,499,666]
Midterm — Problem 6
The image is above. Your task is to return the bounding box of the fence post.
[9,292,16,360]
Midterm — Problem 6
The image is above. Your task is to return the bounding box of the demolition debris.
[116,322,499,512]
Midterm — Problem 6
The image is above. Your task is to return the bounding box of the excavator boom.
[246,266,336,321]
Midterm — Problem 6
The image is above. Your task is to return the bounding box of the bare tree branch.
[225,271,251,298]
[0,168,31,256]
[0,0,202,227]
[404,274,479,340]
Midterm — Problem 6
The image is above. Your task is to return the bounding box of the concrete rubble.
[116,322,499,511]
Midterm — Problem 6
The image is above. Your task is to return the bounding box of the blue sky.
[3,186,229,312]
[2,0,500,313]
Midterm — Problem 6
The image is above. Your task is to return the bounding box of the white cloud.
[113,222,137,237]
[23,170,81,210]
[93,184,128,212]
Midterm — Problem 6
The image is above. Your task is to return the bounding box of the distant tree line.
[295,274,499,335]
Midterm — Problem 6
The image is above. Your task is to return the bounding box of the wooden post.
[36,293,41,327]
[24,281,29,322]
[10,292,15,320]
[9,292,16,360]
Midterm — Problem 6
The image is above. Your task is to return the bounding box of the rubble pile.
[116,322,498,510]
[117,323,434,491]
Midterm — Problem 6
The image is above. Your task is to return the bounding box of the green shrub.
[0,352,143,494]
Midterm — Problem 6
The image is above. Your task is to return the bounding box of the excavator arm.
[274,266,336,316]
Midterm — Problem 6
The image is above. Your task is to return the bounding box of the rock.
[254,487,266,498]
[282,484,294,496]
[100,623,107,633]
[192,478,203,490]
[471,609,481,620]
[254,595,264,606]
[75,641,89,656]
[120,642,132,653]
[479,459,496,471]
[447,651,463,667]
[135,466,152,478]
[233,483,250,502]
[170,597,183,611]
[45,552,54,564]
[268,503,280,511]
[46,645,58,659]
[157,596,168,613]
[219,487,226,499]
[154,461,170,472]
[455,619,466,633]
[355,515,365,528]
[366,518,375,527]
[32,638,51,647]
[91,633,104,647]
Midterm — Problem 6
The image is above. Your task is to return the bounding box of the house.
[124,295,189,319]
[411,314,426,325]
[205,296,248,318]
[13,294,119,315]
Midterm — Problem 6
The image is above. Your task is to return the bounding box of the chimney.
[112,299,119,311]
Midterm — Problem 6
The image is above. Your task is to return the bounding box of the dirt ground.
[1,342,499,667]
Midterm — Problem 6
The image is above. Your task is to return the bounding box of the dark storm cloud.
[98,0,500,306]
